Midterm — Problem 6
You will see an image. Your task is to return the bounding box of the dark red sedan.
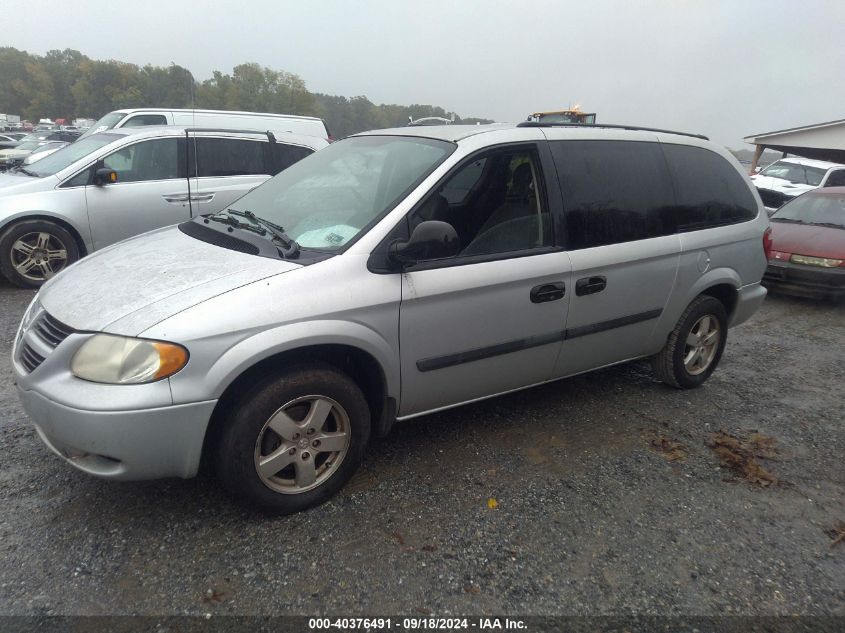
[763,187,845,300]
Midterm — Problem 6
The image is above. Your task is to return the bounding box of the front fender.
[169,319,399,406]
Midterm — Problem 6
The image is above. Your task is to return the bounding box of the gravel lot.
[0,278,843,617]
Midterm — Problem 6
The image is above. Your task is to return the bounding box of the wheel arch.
[200,343,395,472]
[0,212,89,256]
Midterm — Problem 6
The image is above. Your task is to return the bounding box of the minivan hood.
[38,225,302,335]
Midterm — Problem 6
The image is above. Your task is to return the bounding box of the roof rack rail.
[516,121,709,141]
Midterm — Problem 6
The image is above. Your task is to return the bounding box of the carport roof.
[744,118,845,163]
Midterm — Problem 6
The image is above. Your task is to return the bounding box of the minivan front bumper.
[17,386,217,480]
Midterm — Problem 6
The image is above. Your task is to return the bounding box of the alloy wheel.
[683,315,721,375]
[10,231,68,281]
[254,395,351,494]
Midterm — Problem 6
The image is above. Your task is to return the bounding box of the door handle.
[530,282,566,303]
[162,194,189,203]
[189,193,214,202]
[575,276,607,296]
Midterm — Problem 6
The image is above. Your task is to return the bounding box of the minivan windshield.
[26,133,121,177]
[220,135,454,251]
[79,112,125,139]
[760,160,826,186]
[771,192,845,229]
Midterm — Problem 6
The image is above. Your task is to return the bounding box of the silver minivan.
[0,126,328,287]
[12,123,770,513]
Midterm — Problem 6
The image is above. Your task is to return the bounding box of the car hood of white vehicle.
[751,175,815,196]
[38,225,301,336]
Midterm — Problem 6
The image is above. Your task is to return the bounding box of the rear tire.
[652,295,728,389]
[0,219,79,288]
[214,364,371,514]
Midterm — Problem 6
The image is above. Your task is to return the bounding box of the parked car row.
[0,130,82,171]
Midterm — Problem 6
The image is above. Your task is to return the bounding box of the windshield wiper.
[226,209,300,258]
[204,213,267,236]
[14,167,38,177]
[770,217,805,224]
[806,222,845,231]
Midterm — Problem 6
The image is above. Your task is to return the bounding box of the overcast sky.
[8,0,844,147]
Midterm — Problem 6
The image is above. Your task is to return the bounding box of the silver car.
[0,126,328,287]
[12,123,770,514]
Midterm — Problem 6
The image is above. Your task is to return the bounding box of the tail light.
[762,226,773,260]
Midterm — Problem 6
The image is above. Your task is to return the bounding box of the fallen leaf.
[651,436,689,462]
[487,498,498,509]
[464,584,481,594]
[826,521,845,548]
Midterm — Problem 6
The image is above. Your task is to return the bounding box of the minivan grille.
[33,312,75,347]
[18,343,46,373]
[16,310,75,374]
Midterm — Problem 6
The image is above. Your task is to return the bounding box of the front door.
[397,144,572,416]
[85,136,190,250]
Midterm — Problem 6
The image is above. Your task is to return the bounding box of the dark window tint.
[440,157,486,204]
[274,142,313,174]
[123,114,168,127]
[101,138,181,183]
[191,137,268,177]
[662,144,757,231]
[550,140,676,249]
[825,170,845,187]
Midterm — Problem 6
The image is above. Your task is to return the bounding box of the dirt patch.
[649,435,689,462]
[708,430,780,486]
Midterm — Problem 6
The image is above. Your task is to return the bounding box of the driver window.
[409,148,552,258]
[101,138,179,183]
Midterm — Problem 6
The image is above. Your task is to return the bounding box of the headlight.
[71,334,188,384]
[790,254,843,268]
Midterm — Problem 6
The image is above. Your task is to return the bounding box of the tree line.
[0,47,492,137]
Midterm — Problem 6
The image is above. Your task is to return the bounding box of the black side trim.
[417,331,565,372]
[564,308,663,340]
[415,308,663,372]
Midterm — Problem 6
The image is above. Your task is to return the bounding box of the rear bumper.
[763,261,845,299]
[17,386,217,480]
[730,282,767,327]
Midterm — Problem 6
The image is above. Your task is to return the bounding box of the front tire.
[0,220,79,288]
[652,295,728,389]
[214,364,371,514]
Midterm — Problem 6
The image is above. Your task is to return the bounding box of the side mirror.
[390,220,459,266]
[94,167,118,186]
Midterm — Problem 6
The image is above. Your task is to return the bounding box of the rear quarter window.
[191,137,268,177]
[662,144,757,231]
[550,140,677,249]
